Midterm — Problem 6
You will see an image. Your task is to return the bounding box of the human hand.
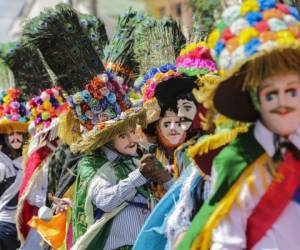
[48,193,72,214]
[139,154,159,179]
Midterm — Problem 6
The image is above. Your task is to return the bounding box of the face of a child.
[259,72,300,136]
[113,127,138,156]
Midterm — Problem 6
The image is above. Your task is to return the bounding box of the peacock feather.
[0,41,53,97]
[22,4,107,94]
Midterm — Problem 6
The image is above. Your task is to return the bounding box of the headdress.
[69,10,148,154]
[208,0,300,122]
[133,17,186,123]
[0,41,53,97]
[0,88,29,134]
[22,4,110,145]
[22,4,107,95]
[26,87,68,153]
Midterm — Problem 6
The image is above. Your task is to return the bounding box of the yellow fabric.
[191,154,270,250]
[63,183,75,200]
[187,125,249,159]
[28,211,67,250]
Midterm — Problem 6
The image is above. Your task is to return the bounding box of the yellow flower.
[3,96,10,104]
[153,72,165,83]
[208,29,220,49]
[276,30,295,45]
[43,100,52,110]
[31,108,38,116]
[239,27,259,44]
[165,70,175,77]
[240,0,259,16]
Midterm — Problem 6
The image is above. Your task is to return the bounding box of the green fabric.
[73,150,152,248]
[177,128,265,249]
[112,158,150,199]
[85,218,114,250]
[72,153,107,241]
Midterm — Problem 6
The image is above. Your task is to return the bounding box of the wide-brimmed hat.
[155,42,218,107]
[26,87,68,153]
[69,72,147,154]
[0,88,29,134]
[209,0,300,122]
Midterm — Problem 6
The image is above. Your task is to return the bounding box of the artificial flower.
[240,0,259,16]
[239,27,259,44]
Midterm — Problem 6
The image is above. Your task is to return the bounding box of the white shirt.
[211,121,300,250]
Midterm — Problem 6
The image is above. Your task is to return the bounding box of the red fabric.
[246,152,300,249]
[194,146,225,176]
[18,145,53,240]
[191,103,207,131]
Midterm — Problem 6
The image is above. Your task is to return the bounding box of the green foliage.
[189,0,222,34]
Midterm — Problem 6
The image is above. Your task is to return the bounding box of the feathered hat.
[26,87,69,153]
[66,9,147,154]
[208,0,300,122]
[22,4,110,145]
[133,17,186,124]
[0,88,29,134]
[0,41,53,98]
[22,4,107,95]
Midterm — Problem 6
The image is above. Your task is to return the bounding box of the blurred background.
[0,0,299,88]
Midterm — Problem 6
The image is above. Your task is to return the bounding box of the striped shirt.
[91,147,151,249]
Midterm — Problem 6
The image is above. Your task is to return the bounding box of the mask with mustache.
[156,110,186,150]
[6,132,24,150]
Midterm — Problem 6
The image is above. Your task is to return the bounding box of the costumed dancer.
[179,1,300,249]
[133,17,187,179]
[63,10,170,250]
[0,88,29,250]
[17,87,68,249]
[21,6,109,249]
[133,41,236,250]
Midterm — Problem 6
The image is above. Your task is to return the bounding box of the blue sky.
[0,0,26,43]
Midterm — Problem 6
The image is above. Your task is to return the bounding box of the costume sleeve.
[27,166,48,208]
[210,164,270,250]
[166,167,200,246]
[91,168,147,212]
[0,162,6,183]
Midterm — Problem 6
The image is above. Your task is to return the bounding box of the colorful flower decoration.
[67,72,132,130]
[0,88,28,123]
[141,64,182,102]
[26,86,67,135]
[208,0,300,72]
[176,42,218,77]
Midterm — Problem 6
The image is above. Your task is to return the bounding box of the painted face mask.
[113,126,138,156]
[177,98,197,131]
[157,110,186,149]
[259,72,300,136]
[7,132,24,150]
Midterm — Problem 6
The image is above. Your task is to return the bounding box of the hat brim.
[155,76,197,108]
[0,121,29,134]
[213,74,258,122]
[70,108,147,154]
